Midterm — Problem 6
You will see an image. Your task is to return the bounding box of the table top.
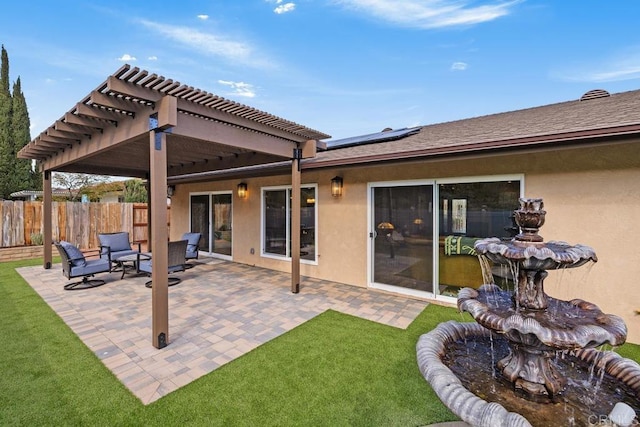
[118,253,151,262]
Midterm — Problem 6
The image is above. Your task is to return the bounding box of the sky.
[1,1,640,141]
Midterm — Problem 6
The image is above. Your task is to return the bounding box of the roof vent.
[580,89,610,101]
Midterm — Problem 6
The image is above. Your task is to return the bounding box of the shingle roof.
[306,88,640,168]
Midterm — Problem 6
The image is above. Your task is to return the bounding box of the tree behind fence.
[0,201,167,249]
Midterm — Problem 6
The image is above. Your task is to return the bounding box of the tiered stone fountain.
[417,198,640,426]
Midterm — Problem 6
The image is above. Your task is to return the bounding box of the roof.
[18,65,330,178]
[168,87,640,183]
[9,190,70,199]
[305,88,640,168]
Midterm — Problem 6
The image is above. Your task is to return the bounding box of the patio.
[16,258,429,404]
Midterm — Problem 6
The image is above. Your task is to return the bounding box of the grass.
[1,258,639,426]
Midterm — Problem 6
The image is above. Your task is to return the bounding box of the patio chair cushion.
[138,260,185,274]
[98,232,140,262]
[60,241,86,267]
[70,258,111,277]
[99,232,132,252]
[182,232,201,259]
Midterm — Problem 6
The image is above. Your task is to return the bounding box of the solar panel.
[324,126,421,150]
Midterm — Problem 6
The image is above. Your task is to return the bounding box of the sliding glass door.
[370,176,522,299]
[262,185,317,262]
[190,192,233,259]
[371,183,435,294]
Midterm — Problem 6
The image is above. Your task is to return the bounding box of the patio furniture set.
[54,232,201,290]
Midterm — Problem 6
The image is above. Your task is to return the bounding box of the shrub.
[30,232,43,246]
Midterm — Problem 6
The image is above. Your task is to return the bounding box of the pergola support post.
[291,148,302,293]
[150,128,169,349]
[43,170,52,269]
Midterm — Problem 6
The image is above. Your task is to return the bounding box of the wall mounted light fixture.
[237,182,248,199]
[167,185,176,197]
[331,176,343,197]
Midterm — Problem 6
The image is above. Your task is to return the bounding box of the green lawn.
[1,258,639,426]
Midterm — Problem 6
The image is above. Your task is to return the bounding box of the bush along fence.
[1,201,169,252]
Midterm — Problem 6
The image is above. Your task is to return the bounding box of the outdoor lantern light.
[237,182,248,199]
[167,185,176,197]
[331,176,343,197]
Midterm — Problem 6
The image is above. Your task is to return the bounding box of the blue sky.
[2,1,640,140]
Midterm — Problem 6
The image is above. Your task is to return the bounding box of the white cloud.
[274,3,296,14]
[553,47,640,83]
[118,53,137,61]
[138,19,272,68]
[218,80,257,98]
[332,0,522,29]
[451,61,468,71]
[148,55,158,61]
[197,14,209,20]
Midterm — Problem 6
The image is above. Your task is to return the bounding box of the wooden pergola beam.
[167,151,280,177]
[172,113,295,159]
[108,76,163,103]
[54,120,92,135]
[176,98,312,143]
[90,91,148,113]
[41,113,151,171]
[39,134,74,145]
[75,103,130,122]
[64,112,108,130]
[47,128,82,140]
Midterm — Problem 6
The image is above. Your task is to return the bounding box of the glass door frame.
[189,190,234,261]
[367,175,524,303]
[367,179,439,300]
[260,184,319,265]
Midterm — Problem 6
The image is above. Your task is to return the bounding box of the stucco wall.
[170,139,640,343]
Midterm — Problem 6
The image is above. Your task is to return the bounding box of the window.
[262,185,317,262]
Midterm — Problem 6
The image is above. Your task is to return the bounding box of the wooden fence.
[1,201,170,250]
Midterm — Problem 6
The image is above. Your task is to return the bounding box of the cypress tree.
[12,77,38,191]
[0,45,38,198]
[0,45,13,199]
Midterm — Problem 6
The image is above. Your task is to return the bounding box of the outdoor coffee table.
[117,253,151,280]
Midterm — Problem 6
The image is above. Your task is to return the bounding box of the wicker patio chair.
[138,240,188,288]
[181,232,202,269]
[98,232,141,271]
[54,241,111,290]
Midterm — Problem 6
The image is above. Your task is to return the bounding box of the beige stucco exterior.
[170,139,640,344]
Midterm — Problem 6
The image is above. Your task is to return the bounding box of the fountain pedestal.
[516,269,548,310]
[498,341,564,397]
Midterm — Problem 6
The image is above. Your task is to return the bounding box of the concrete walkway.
[17,258,428,404]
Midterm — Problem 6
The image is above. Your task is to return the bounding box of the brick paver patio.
[17,258,429,404]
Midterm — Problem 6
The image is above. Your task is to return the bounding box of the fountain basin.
[417,321,640,427]
[458,284,627,350]
[475,238,597,271]
[458,284,627,397]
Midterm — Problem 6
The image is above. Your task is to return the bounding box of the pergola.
[18,65,330,348]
